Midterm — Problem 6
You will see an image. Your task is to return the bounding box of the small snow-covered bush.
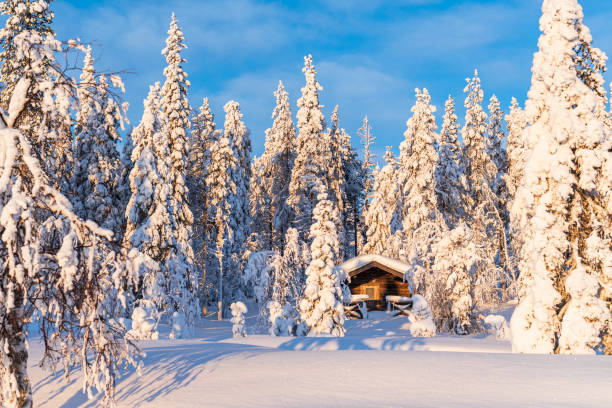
[484,314,511,340]
[268,301,298,336]
[170,311,188,340]
[127,306,159,340]
[408,295,436,337]
[231,301,248,337]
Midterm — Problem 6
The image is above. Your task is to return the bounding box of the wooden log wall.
[348,267,411,310]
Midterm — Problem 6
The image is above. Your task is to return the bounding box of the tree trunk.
[217,255,223,320]
[1,289,32,408]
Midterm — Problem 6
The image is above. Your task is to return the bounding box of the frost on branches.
[511,0,612,354]
[298,191,347,337]
[0,42,138,408]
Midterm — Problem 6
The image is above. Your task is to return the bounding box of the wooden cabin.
[338,254,412,311]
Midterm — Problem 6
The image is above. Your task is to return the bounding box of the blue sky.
[51,0,612,159]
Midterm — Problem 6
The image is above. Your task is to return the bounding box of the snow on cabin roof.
[337,254,411,277]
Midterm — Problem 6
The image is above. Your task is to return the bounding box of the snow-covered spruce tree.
[358,115,375,214]
[267,227,308,335]
[461,71,504,306]
[511,0,612,354]
[394,88,444,291]
[205,130,238,319]
[0,41,138,408]
[362,148,399,256]
[504,97,527,204]
[73,47,125,239]
[250,81,296,251]
[326,106,347,251]
[159,13,198,333]
[123,83,171,322]
[280,227,307,300]
[487,94,511,289]
[435,95,467,227]
[187,97,216,299]
[487,95,507,198]
[340,127,364,258]
[298,191,347,336]
[288,55,331,243]
[0,0,72,194]
[357,115,375,249]
[504,98,528,293]
[432,222,484,334]
[223,100,251,304]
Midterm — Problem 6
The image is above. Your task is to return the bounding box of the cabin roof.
[337,254,410,279]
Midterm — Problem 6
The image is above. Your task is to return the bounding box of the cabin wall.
[348,267,411,310]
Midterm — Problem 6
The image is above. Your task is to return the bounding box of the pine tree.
[124,83,171,315]
[461,71,504,307]
[505,97,527,203]
[250,81,296,251]
[326,106,347,246]
[511,0,611,354]
[487,95,507,197]
[73,47,125,239]
[432,222,484,334]
[362,148,399,256]
[435,95,467,227]
[395,88,444,291]
[298,191,347,336]
[159,13,198,331]
[288,55,330,242]
[504,97,528,294]
[487,94,511,292]
[340,128,364,258]
[358,115,376,213]
[279,227,307,303]
[357,116,375,249]
[223,100,251,302]
[205,133,237,319]
[187,97,216,294]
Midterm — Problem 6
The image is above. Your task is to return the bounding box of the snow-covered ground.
[30,310,612,407]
